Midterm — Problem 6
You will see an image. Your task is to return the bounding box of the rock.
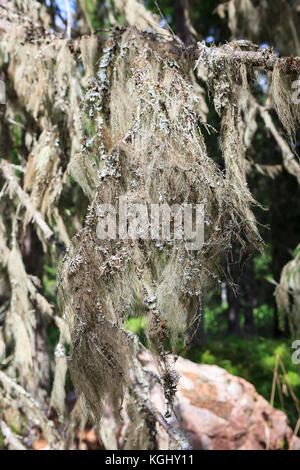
[138,350,300,450]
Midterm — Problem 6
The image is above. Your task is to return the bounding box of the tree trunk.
[174,0,193,45]
[227,286,240,335]
[241,259,255,336]
[227,251,241,336]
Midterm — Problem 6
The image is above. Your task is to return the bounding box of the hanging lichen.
[58,28,263,428]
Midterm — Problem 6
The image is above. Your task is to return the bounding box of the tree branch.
[194,42,300,73]
[0,159,64,251]
[0,420,26,450]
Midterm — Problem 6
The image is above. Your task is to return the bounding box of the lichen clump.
[59,29,260,422]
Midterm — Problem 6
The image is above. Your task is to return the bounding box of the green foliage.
[253,303,274,335]
[11,118,22,147]
[126,316,148,346]
[203,298,274,337]
[253,243,273,281]
[43,264,56,294]
[204,301,228,336]
[10,115,23,167]
[83,0,103,30]
[43,260,58,304]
